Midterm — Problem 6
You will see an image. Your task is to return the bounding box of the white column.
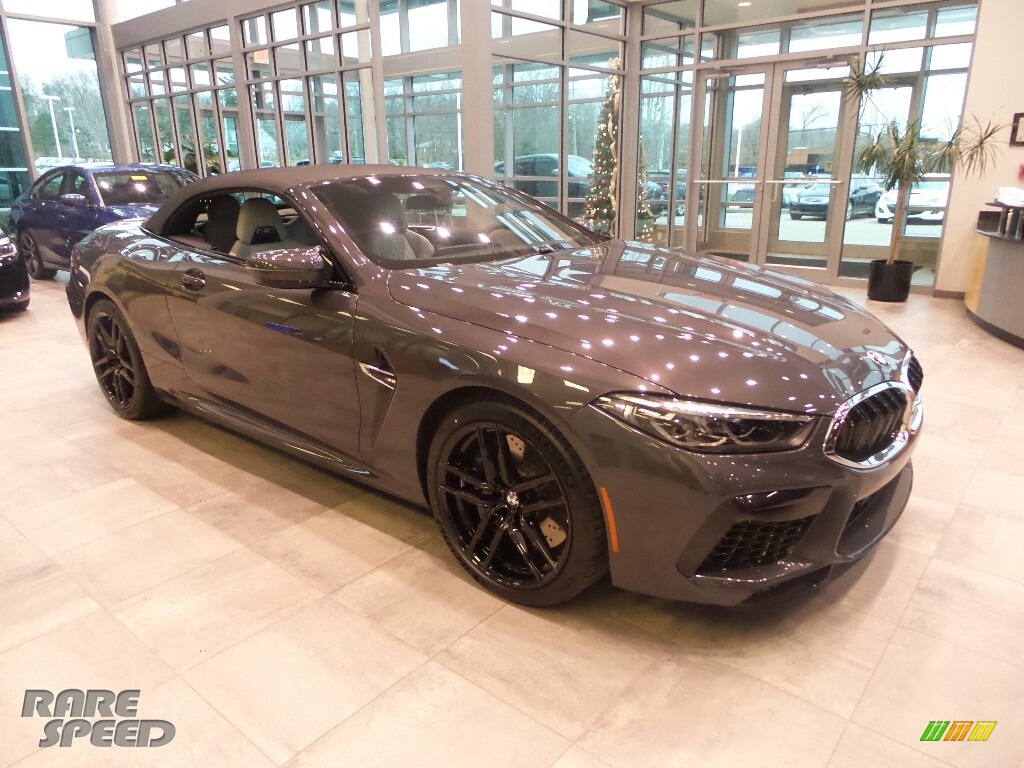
[93,0,134,162]
[459,0,494,176]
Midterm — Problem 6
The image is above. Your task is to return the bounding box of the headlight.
[594,394,817,453]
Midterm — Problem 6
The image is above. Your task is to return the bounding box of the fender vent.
[359,349,397,390]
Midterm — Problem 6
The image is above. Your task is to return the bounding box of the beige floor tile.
[0,429,83,471]
[579,653,845,768]
[901,558,1024,669]
[56,509,243,606]
[0,561,100,654]
[438,604,668,740]
[12,677,275,768]
[284,661,567,768]
[957,468,1024,521]
[182,490,324,545]
[933,506,1024,585]
[0,611,174,767]
[883,495,956,556]
[665,597,897,718]
[828,539,931,623]
[0,411,50,442]
[113,548,321,672]
[906,453,977,506]
[827,724,959,768]
[0,451,123,515]
[252,507,423,593]
[852,627,1024,768]
[979,434,1024,477]
[333,540,503,655]
[0,518,45,576]
[185,597,426,764]
[549,747,614,768]
[5,478,177,556]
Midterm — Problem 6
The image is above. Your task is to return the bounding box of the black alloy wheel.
[428,398,607,606]
[846,201,854,221]
[18,231,56,280]
[86,300,166,420]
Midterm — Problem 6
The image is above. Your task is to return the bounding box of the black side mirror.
[60,193,88,208]
[245,245,333,289]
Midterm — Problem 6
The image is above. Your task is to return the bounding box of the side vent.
[359,349,397,390]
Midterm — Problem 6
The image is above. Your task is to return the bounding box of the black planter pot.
[866,259,914,302]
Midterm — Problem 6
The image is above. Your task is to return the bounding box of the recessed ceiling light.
[738,1,752,6]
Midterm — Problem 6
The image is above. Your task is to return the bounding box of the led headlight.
[594,394,816,453]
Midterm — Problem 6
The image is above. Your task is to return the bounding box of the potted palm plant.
[845,56,1003,301]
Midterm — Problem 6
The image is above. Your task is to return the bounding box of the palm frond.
[843,53,887,107]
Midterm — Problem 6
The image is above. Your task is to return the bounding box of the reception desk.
[965,202,1024,349]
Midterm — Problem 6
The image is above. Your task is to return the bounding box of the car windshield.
[310,174,603,268]
[94,169,193,206]
[801,183,831,195]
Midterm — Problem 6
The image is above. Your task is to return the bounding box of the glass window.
[573,1,622,29]
[642,1,697,36]
[409,0,452,52]
[243,16,268,46]
[114,0,172,22]
[869,7,928,45]
[33,172,65,201]
[704,0,861,27]
[272,8,300,41]
[7,19,113,165]
[93,169,194,205]
[186,31,209,60]
[788,15,862,53]
[3,0,94,22]
[380,0,401,56]
[935,4,977,37]
[304,1,334,35]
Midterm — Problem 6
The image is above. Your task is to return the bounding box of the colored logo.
[920,720,996,742]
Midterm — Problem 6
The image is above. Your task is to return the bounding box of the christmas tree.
[583,64,620,235]
[584,60,654,241]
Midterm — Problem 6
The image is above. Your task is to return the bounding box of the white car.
[875,180,949,224]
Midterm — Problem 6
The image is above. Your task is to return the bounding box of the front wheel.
[18,231,56,280]
[845,202,854,221]
[86,300,167,420]
[427,397,608,606]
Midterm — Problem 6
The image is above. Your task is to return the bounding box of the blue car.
[10,163,196,279]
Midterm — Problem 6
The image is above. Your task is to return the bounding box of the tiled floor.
[2,277,1023,768]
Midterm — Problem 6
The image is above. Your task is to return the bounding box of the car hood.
[387,241,912,415]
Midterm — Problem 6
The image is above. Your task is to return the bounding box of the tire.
[877,217,892,224]
[789,212,803,220]
[426,396,608,606]
[86,299,167,420]
[18,231,56,280]
[845,202,854,221]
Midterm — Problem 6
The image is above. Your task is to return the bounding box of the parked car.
[789,179,882,220]
[495,154,592,217]
[875,179,950,224]
[10,163,196,279]
[0,229,29,312]
[67,166,923,607]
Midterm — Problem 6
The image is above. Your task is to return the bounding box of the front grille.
[907,355,924,392]
[697,516,814,574]
[829,387,908,464]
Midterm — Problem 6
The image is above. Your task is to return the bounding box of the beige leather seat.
[204,195,241,253]
[230,198,286,259]
[362,194,433,261]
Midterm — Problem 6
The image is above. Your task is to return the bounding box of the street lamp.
[64,107,80,159]
[41,95,62,158]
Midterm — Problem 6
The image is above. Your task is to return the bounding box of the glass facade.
[96,0,982,288]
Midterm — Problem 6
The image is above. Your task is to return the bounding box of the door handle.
[181,268,206,291]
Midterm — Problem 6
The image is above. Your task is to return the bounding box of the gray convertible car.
[66,167,923,606]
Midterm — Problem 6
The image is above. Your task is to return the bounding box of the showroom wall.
[935,0,1024,295]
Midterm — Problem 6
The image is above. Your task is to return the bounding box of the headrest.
[404,193,449,211]
[205,195,241,251]
[236,197,285,246]
[208,194,241,219]
[363,193,407,234]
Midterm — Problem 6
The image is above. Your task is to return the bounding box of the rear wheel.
[86,300,167,420]
[845,201,854,221]
[18,231,56,280]
[427,397,607,606]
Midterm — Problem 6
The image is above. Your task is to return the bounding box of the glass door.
[763,66,852,272]
[691,60,856,280]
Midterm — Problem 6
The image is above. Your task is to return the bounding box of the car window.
[311,173,603,269]
[33,172,65,201]
[94,169,194,206]
[567,156,594,177]
[65,171,90,198]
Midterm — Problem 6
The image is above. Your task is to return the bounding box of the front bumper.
[0,257,30,309]
[563,404,918,605]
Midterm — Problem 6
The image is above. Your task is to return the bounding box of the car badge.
[865,350,886,366]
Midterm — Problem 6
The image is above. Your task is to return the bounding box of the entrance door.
[692,60,855,280]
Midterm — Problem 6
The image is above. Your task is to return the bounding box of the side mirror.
[245,245,333,289]
[60,193,88,208]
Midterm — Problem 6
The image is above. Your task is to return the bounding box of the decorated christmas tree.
[583,65,620,234]
[584,60,654,241]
